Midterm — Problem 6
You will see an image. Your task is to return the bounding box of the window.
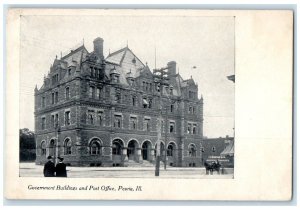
[41,96,45,108]
[188,106,192,114]
[55,114,59,128]
[143,97,148,108]
[41,141,46,156]
[65,87,70,100]
[96,87,102,99]
[212,147,216,152]
[144,118,150,131]
[55,91,58,103]
[97,111,103,126]
[188,144,197,157]
[114,115,122,128]
[68,69,72,76]
[169,122,175,133]
[170,104,174,112]
[167,144,174,156]
[65,111,70,125]
[64,138,72,155]
[192,124,197,134]
[95,68,99,78]
[89,86,95,98]
[148,98,152,108]
[187,123,192,134]
[142,81,146,90]
[41,117,46,130]
[52,74,59,85]
[189,91,196,99]
[51,115,55,128]
[115,93,121,103]
[132,96,136,106]
[52,93,55,104]
[90,140,101,155]
[88,110,94,125]
[90,67,95,77]
[130,117,137,130]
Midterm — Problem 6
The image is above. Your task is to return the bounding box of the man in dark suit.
[55,157,67,177]
[43,156,55,177]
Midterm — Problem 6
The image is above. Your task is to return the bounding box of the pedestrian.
[55,157,67,177]
[43,156,55,177]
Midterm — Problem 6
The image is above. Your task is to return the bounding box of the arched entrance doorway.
[127,139,139,161]
[141,141,152,161]
[112,139,124,166]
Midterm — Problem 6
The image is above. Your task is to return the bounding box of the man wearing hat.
[43,156,55,177]
[55,157,67,177]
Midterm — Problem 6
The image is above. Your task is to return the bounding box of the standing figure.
[43,156,55,177]
[55,157,67,177]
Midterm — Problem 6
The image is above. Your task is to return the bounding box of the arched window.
[49,140,55,156]
[41,141,46,156]
[188,144,197,157]
[90,139,101,155]
[64,138,72,155]
[167,144,175,156]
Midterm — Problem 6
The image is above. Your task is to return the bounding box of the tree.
[19,128,36,162]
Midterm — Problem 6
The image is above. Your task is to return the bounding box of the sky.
[20,14,235,138]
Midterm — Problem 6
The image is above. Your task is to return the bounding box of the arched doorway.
[141,141,152,160]
[127,139,139,161]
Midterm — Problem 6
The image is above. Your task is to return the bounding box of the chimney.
[167,61,176,76]
[93,37,104,59]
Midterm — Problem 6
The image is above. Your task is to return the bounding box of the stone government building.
[34,37,204,167]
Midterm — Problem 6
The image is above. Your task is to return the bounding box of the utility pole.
[153,66,170,176]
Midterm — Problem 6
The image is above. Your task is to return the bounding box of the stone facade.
[34,37,204,167]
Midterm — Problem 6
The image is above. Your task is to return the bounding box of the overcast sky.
[20,14,235,138]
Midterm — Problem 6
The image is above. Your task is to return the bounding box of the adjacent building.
[34,37,204,167]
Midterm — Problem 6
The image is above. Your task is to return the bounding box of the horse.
[204,160,222,175]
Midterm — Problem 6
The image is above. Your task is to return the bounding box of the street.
[20,162,233,179]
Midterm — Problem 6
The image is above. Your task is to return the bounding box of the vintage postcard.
[5,9,293,200]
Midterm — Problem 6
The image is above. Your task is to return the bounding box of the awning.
[143,99,149,105]
[221,141,234,156]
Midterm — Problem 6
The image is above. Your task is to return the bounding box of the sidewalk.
[20,162,234,178]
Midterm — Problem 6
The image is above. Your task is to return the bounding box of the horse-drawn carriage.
[204,160,223,175]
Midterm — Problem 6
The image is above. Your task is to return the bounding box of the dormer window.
[68,69,72,76]
[52,74,59,85]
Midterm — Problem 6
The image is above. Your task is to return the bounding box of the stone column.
[122,147,128,161]
[150,149,155,163]
[137,148,143,163]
